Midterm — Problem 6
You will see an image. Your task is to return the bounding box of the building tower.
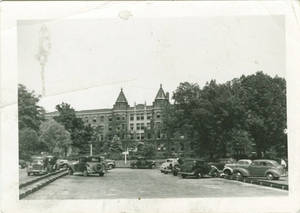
[153,84,169,108]
[113,88,129,110]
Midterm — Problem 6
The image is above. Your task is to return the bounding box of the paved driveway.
[25,168,288,199]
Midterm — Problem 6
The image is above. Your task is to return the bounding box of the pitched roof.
[115,88,128,103]
[155,84,166,100]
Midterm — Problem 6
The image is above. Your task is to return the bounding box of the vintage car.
[27,156,48,176]
[222,159,252,175]
[160,158,178,174]
[232,159,286,180]
[56,159,69,170]
[208,158,236,172]
[178,158,212,178]
[68,156,105,177]
[130,157,156,169]
[105,159,116,170]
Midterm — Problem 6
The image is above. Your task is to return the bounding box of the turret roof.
[155,84,167,100]
[115,88,128,103]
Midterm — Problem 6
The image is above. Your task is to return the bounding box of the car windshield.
[32,160,43,164]
[88,157,100,162]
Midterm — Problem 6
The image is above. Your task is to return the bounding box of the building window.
[156,122,161,128]
[130,134,134,139]
[130,123,134,131]
[130,114,134,121]
[147,123,151,129]
[136,114,140,120]
[100,116,104,121]
[147,113,151,120]
[122,124,126,130]
[141,114,144,120]
[141,123,145,130]
[156,113,160,119]
[109,126,112,131]
[122,116,125,120]
[141,133,144,140]
[137,123,140,130]
[108,117,112,122]
[117,116,120,121]
[93,117,97,122]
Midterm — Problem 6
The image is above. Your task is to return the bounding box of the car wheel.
[266,173,274,180]
[108,165,113,170]
[223,170,231,176]
[181,174,186,179]
[83,170,88,177]
[173,171,178,176]
[99,172,104,177]
[27,172,31,176]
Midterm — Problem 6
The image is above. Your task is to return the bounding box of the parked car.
[232,159,286,180]
[19,159,27,169]
[27,156,48,176]
[223,159,252,175]
[160,158,178,174]
[105,159,116,170]
[208,158,236,172]
[68,156,106,177]
[56,159,69,170]
[178,158,212,178]
[130,157,156,169]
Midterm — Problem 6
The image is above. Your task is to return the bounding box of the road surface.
[24,168,288,199]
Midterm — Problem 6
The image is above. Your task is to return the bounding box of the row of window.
[81,112,161,123]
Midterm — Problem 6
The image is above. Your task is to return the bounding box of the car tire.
[108,165,113,170]
[99,172,104,177]
[223,170,231,176]
[266,172,274,180]
[83,170,88,177]
[173,171,178,176]
[27,172,31,176]
[181,174,186,179]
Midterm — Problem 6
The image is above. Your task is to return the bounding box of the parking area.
[24,168,287,199]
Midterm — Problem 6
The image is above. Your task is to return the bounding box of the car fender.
[233,168,249,177]
[223,166,233,174]
[264,169,280,177]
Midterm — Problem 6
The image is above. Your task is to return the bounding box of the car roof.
[253,159,276,163]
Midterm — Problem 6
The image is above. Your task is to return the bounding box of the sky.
[18,16,285,112]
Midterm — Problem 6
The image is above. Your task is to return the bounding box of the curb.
[19,170,68,199]
[20,169,67,189]
[223,175,288,190]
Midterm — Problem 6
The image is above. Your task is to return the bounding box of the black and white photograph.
[1,1,300,213]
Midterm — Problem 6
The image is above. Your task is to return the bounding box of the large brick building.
[47,84,172,152]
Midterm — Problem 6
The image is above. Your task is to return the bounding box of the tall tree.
[238,72,287,158]
[53,102,91,153]
[18,84,46,159]
[39,119,72,157]
[18,84,45,131]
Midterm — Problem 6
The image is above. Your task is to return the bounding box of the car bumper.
[178,172,195,176]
